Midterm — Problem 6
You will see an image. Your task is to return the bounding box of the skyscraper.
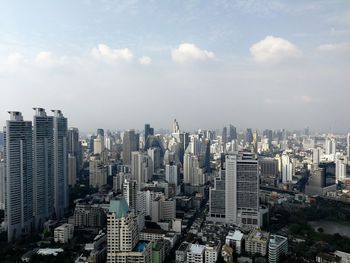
[222,127,227,150]
[4,111,34,241]
[123,130,139,165]
[228,125,237,141]
[52,110,68,219]
[89,155,107,188]
[246,129,253,145]
[123,179,138,212]
[131,151,153,190]
[67,127,81,177]
[144,124,154,142]
[33,108,54,229]
[225,153,259,226]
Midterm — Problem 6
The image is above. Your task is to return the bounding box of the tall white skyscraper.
[33,108,54,229]
[123,179,138,212]
[225,153,260,226]
[281,154,294,183]
[4,112,34,241]
[93,134,104,155]
[183,152,204,186]
[52,110,68,219]
[335,153,347,183]
[325,137,336,157]
[131,151,153,190]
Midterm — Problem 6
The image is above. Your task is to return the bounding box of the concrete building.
[107,198,151,263]
[209,170,226,221]
[123,179,138,212]
[89,155,107,188]
[52,110,69,219]
[226,230,244,254]
[73,203,106,228]
[68,154,77,186]
[245,229,269,257]
[165,164,178,186]
[123,130,139,166]
[268,235,288,263]
[205,241,221,263]
[226,153,260,226]
[132,151,153,190]
[32,108,54,229]
[54,223,74,243]
[94,135,104,155]
[187,244,205,263]
[4,111,34,241]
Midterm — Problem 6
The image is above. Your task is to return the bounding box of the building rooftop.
[269,235,287,247]
[109,198,129,218]
[37,248,64,256]
[189,244,205,255]
[133,241,150,253]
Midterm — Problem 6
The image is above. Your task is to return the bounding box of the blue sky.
[0,0,349,132]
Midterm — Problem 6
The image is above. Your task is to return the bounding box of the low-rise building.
[187,244,205,263]
[268,235,288,263]
[245,229,269,257]
[205,241,221,263]
[226,230,244,254]
[54,223,74,243]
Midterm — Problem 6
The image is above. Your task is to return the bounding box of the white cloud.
[35,51,54,66]
[138,56,152,65]
[91,44,133,62]
[317,42,350,53]
[250,36,302,64]
[7,52,25,66]
[171,43,215,64]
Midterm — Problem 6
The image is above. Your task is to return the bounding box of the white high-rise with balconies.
[33,108,54,229]
[4,111,34,241]
[52,110,68,219]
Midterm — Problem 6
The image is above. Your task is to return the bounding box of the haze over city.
[0,0,349,132]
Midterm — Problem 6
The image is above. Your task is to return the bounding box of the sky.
[0,0,349,133]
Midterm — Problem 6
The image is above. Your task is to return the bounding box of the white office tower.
[325,137,336,158]
[123,179,137,212]
[225,153,260,226]
[93,135,104,155]
[89,155,107,188]
[33,108,54,229]
[281,154,294,183]
[183,153,204,186]
[4,112,34,241]
[105,135,112,151]
[52,110,69,219]
[268,235,288,263]
[68,154,77,186]
[137,190,164,217]
[0,162,5,210]
[131,151,153,190]
[107,198,151,263]
[165,164,178,185]
[335,154,347,183]
[313,147,323,165]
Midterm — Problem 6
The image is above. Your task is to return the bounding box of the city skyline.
[0,0,349,132]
